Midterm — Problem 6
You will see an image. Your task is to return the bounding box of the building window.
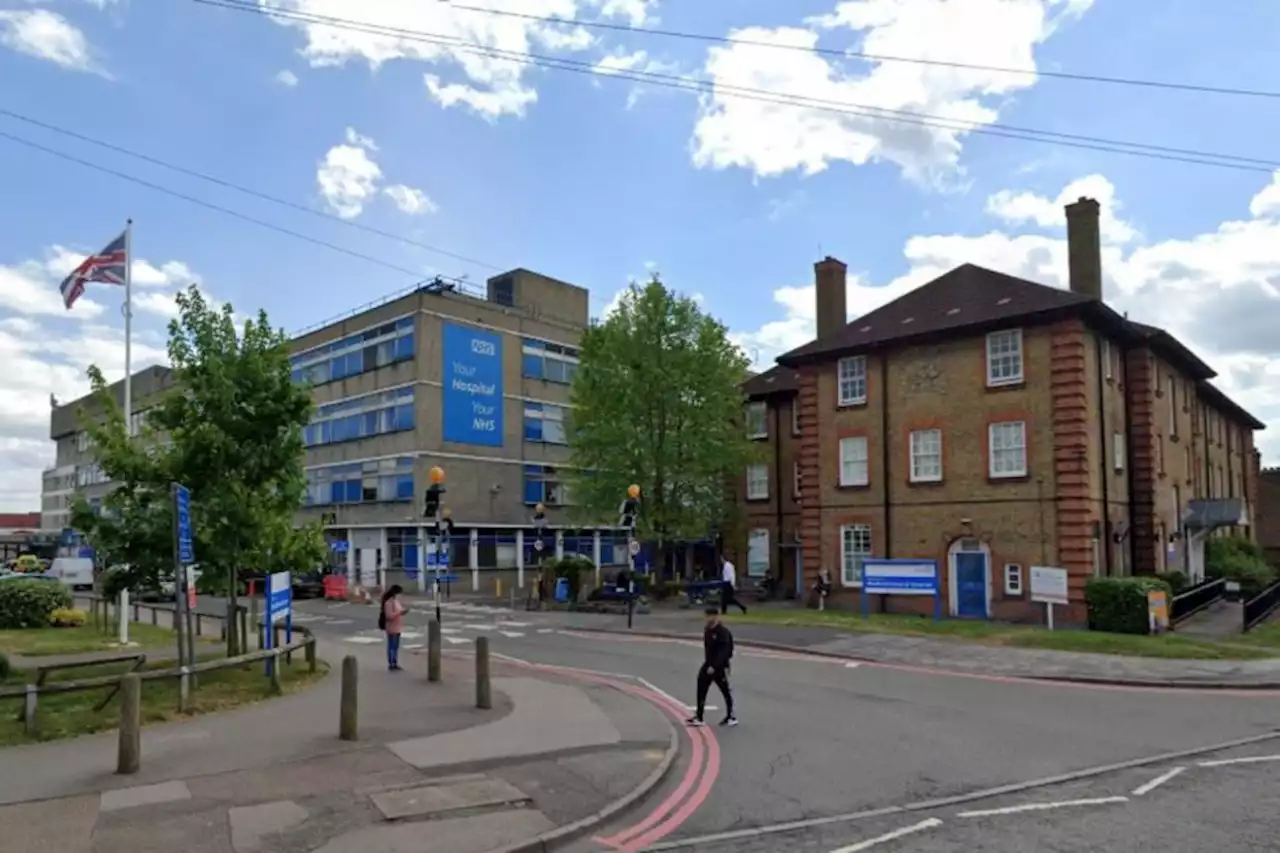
[1172,484,1182,534]
[1004,563,1023,596]
[909,429,943,483]
[77,431,91,452]
[491,275,515,307]
[524,402,569,445]
[745,402,768,439]
[522,338,579,384]
[988,421,1027,478]
[1168,375,1177,436]
[523,464,570,506]
[837,356,867,406]
[793,461,802,499]
[303,387,415,448]
[840,524,872,587]
[129,410,148,435]
[746,463,769,500]
[1158,436,1165,475]
[1114,431,1125,472]
[76,463,106,487]
[304,457,415,506]
[839,436,869,487]
[1102,339,1112,380]
[291,317,415,385]
[986,329,1024,387]
[791,401,801,436]
[747,529,769,578]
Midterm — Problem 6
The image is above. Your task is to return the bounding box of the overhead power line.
[446,3,1280,101]
[0,109,502,273]
[194,0,1280,175]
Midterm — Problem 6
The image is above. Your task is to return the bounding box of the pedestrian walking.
[719,555,748,615]
[688,606,738,727]
[379,584,406,671]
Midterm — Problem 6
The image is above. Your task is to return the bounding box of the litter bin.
[554,577,571,603]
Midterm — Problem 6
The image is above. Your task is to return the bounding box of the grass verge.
[0,622,185,657]
[727,609,1280,660]
[0,656,328,746]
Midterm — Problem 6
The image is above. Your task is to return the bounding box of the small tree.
[567,277,755,576]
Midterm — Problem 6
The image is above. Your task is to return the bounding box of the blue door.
[954,552,988,619]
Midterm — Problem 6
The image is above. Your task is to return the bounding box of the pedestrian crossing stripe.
[498,631,524,638]
[444,637,469,645]
[343,636,381,644]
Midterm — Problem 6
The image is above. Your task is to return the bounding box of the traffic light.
[423,484,444,519]
[618,496,638,530]
[438,506,453,538]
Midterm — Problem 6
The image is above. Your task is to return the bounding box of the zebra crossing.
[287,600,553,647]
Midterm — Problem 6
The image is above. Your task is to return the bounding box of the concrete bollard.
[117,674,141,774]
[428,619,442,683]
[475,637,491,710]
[178,666,191,713]
[268,651,283,695]
[339,655,358,741]
[305,637,317,674]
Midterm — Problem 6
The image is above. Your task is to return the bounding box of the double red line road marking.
[494,655,720,852]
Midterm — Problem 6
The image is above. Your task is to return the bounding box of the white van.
[50,557,96,590]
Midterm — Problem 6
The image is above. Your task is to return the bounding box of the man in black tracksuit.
[687,606,738,727]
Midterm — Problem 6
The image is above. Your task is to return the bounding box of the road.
[285,596,1280,852]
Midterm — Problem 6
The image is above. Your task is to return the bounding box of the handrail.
[1243,580,1280,632]
[1170,577,1226,625]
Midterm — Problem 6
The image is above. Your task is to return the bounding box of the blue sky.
[3,0,1280,510]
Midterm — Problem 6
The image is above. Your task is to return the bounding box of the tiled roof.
[742,364,799,398]
[1197,380,1266,430]
[0,513,39,530]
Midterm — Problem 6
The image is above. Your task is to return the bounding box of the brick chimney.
[814,256,848,341]
[1064,197,1102,300]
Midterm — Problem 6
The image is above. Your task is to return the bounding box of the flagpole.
[123,219,133,437]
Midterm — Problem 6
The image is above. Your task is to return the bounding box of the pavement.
[0,635,677,853]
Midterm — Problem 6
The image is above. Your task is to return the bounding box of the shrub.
[0,581,73,629]
[0,653,8,681]
[1085,576,1172,635]
[49,608,88,628]
[95,566,132,600]
[1154,571,1189,595]
[1207,535,1265,569]
[551,556,594,602]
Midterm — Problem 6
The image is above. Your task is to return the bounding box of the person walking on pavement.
[719,555,748,615]
[380,584,406,671]
[688,606,738,727]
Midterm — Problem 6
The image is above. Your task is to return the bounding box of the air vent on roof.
[946,308,961,316]
[996,297,1012,305]
[859,325,872,333]
[901,317,914,324]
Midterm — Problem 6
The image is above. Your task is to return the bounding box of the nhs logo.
[471,338,497,357]
[442,323,504,448]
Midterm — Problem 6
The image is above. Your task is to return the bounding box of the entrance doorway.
[948,537,990,619]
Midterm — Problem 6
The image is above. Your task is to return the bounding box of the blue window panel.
[395,334,414,361]
[523,477,542,504]
[523,338,545,350]
[344,480,362,502]
[522,354,544,379]
[395,475,415,500]
[292,368,303,383]
[404,544,419,569]
[397,317,413,330]
[398,404,416,430]
[545,359,568,383]
[398,457,415,469]
[362,411,378,435]
[525,464,544,475]
[330,482,344,503]
[524,419,542,442]
[600,543,614,564]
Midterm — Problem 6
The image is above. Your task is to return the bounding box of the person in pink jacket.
[380,584,406,671]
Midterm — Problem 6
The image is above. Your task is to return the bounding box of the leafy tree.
[567,277,755,576]
[72,286,322,654]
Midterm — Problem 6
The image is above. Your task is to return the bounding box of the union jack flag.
[59,230,128,310]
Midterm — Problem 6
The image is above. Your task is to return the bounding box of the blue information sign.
[173,484,194,565]
[441,322,504,447]
[860,559,942,621]
[264,571,293,676]
[330,540,349,553]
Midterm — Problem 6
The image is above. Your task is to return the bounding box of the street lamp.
[424,467,448,623]
[532,503,547,609]
[620,485,640,628]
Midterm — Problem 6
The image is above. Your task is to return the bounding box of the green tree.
[567,277,755,575]
[72,286,322,654]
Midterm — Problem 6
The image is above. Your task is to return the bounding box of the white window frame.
[77,431,91,452]
[793,461,802,499]
[839,436,869,487]
[1172,483,1182,534]
[1004,563,1023,596]
[909,429,943,483]
[791,400,801,436]
[837,356,867,406]
[746,463,769,500]
[745,401,768,439]
[841,524,872,587]
[1113,431,1125,473]
[1101,339,1111,380]
[747,529,770,578]
[988,421,1028,479]
[985,329,1024,387]
[1167,375,1177,436]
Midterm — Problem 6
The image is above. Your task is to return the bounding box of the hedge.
[1085,576,1172,635]
[0,581,73,629]
[1153,571,1189,595]
[1206,536,1276,599]
[0,653,9,681]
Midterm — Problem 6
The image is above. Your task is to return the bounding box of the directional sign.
[173,484,194,565]
[628,539,641,556]
[533,539,545,552]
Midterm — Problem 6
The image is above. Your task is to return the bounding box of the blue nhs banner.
[442,323,504,447]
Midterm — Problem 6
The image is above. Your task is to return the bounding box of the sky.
[2,0,1279,513]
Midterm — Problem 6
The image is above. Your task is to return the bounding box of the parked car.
[291,570,325,599]
[49,557,95,591]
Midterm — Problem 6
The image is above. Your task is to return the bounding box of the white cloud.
[592,47,684,108]
[275,68,299,87]
[384,184,438,216]
[986,173,1137,243]
[731,169,1280,462]
[260,0,658,119]
[0,8,99,73]
[691,0,1093,183]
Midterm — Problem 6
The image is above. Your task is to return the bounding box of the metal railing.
[1170,577,1226,625]
[1243,580,1280,632]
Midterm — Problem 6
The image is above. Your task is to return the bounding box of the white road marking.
[827,818,943,853]
[1199,754,1280,767]
[499,621,531,627]
[633,677,714,714]
[685,705,717,713]
[403,643,423,650]
[844,662,861,669]
[1132,766,1186,796]
[342,636,381,645]
[400,632,424,640]
[957,796,1128,818]
[444,636,469,645]
[440,627,462,635]
[327,619,353,626]
[536,628,554,634]
[499,631,525,638]
[463,624,495,631]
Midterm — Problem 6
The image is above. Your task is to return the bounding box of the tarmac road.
[286,598,1280,852]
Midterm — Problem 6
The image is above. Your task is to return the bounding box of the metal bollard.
[117,674,141,774]
[475,637,491,710]
[428,619,442,683]
[339,655,358,741]
[305,637,317,674]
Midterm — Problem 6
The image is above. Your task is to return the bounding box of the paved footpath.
[0,639,676,853]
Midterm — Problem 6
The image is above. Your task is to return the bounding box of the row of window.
[304,457,416,506]
[291,318,416,386]
[303,387,416,448]
[522,339,580,385]
[523,401,569,445]
[523,464,569,506]
[835,329,1024,408]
